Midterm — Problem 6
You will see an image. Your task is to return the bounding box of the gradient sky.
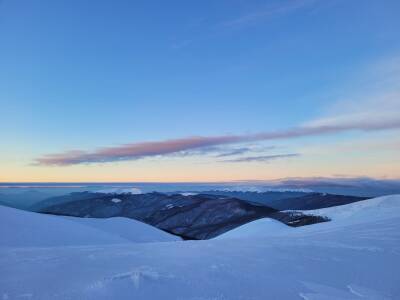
[1,0,399,182]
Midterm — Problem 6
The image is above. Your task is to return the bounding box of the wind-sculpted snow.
[0,195,399,299]
[36,192,327,239]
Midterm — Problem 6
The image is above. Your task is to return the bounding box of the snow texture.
[1,195,399,299]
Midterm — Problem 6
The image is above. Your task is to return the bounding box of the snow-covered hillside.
[215,217,290,239]
[304,194,400,224]
[1,195,399,299]
[66,215,180,243]
[0,205,179,247]
[218,194,400,239]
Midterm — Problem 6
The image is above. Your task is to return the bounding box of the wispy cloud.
[221,153,299,163]
[223,0,318,27]
[175,146,254,158]
[306,92,400,129]
[214,147,268,158]
[214,148,252,158]
[35,115,400,166]
[171,0,321,50]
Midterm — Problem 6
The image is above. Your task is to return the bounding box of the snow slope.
[304,194,400,224]
[65,216,180,243]
[0,205,178,247]
[217,194,400,239]
[1,195,399,299]
[216,217,291,239]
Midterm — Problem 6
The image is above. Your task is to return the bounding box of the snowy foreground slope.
[1,195,400,299]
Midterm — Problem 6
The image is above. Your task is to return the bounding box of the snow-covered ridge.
[219,194,400,240]
[0,204,178,247]
[218,186,313,193]
[303,194,400,223]
[180,192,198,196]
[216,218,290,239]
[95,187,142,195]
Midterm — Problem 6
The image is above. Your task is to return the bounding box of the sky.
[0,0,399,182]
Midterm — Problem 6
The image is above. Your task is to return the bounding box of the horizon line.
[1,176,400,185]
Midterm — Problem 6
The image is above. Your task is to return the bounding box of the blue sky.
[1,0,399,182]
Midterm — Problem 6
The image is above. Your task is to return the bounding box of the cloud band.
[35,116,400,166]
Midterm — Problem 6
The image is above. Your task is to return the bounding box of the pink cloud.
[35,117,400,166]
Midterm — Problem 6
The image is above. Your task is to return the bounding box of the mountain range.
[32,191,366,239]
